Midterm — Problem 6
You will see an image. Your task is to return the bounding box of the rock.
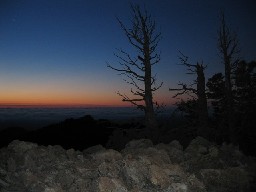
[98,161,121,178]
[149,164,170,188]
[7,157,16,172]
[98,177,128,192]
[169,140,184,151]
[219,142,247,167]
[125,139,153,149]
[200,167,250,192]
[83,144,106,155]
[171,183,188,192]
[183,137,224,174]
[0,139,254,191]
[121,157,150,190]
[91,149,122,163]
[208,146,219,158]
[185,136,212,158]
[7,140,38,153]
[155,141,184,163]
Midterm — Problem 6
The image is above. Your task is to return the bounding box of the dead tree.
[218,12,240,142]
[170,53,208,137]
[107,5,162,141]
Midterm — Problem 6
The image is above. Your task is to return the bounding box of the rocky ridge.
[0,137,255,192]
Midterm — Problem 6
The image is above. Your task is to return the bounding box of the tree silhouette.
[170,53,208,137]
[217,12,240,142]
[233,60,256,154]
[206,73,226,141]
[206,73,225,121]
[235,61,256,123]
[107,5,162,141]
[234,61,256,110]
[207,61,256,152]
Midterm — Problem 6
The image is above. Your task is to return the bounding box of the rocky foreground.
[0,137,255,192]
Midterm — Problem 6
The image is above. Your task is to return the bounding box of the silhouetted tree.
[207,61,256,151]
[234,60,256,112]
[206,73,226,141]
[206,73,226,121]
[233,60,256,154]
[217,12,240,142]
[170,53,209,137]
[234,61,256,124]
[174,99,198,126]
[107,5,162,141]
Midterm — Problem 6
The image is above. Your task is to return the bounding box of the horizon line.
[0,103,131,108]
[0,103,175,108]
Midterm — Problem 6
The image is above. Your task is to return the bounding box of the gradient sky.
[0,0,255,106]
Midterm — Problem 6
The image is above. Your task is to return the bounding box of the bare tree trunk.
[196,64,208,137]
[143,33,159,141]
[170,55,209,138]
[224,49,235,141]
[218,13,239,142]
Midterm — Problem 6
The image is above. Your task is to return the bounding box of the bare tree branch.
[107,62,144,81]
[169,83,197,98]
[117,91,145,110]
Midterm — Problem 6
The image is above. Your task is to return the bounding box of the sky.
[0,0,255,107]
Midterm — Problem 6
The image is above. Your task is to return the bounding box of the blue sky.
[0,0,255,106]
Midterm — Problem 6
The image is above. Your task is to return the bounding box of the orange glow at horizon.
[0,80,176,107]
[0,94,128,107]
[0,91,175,107]
[0,89,126,107]
[0,80,129,107]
